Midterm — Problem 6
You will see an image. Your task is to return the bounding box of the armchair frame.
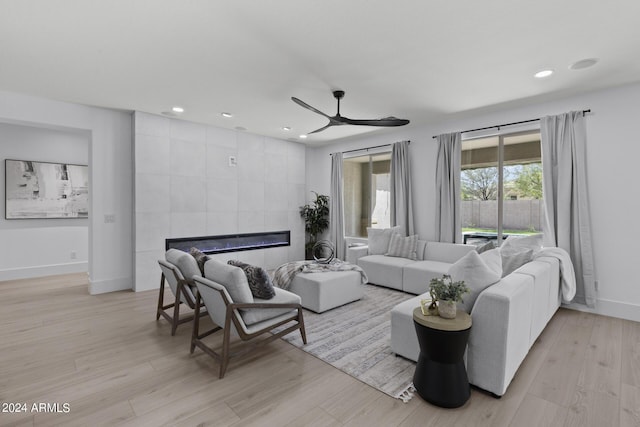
[190,279,307,379]
[157,260,206,335]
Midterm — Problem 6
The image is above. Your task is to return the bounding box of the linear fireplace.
[165,230,291,255]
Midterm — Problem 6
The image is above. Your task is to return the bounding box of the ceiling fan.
[291,90,410,134]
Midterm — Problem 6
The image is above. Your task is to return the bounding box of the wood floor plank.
[509,394,568,427]
[528,313,594,406]
[620,383,640,427]
[342,394,417,427]
[622,318,640,388]
[283,406,343,427]
[576,314,622,398]
[563,388,620,427]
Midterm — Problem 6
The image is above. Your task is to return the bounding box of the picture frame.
[4,159,89,219]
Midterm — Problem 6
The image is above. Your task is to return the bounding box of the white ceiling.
[2,1,639,145]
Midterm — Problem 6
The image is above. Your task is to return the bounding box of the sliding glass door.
[343,152,391,237]
[460,131,542,246]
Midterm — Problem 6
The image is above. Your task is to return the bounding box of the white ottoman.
[390,295,424,361]
[288,271,364,313]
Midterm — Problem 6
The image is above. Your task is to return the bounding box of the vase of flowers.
[429,274,470,319]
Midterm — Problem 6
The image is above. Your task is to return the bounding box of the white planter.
[438,300,457,319]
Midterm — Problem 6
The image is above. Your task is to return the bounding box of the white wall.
[134,112,306,292]
[0,90,133,294]
[306,82,640,322]
[0,122,89,280]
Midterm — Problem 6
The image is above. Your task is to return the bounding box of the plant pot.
[438,300,457,319]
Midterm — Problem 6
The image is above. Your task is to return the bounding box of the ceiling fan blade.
[291,97,331,119]
[340,116,410,127]
[308,123,335,134]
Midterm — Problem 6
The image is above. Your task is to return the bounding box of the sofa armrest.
[346,245,369,265]
[467,272,534,396]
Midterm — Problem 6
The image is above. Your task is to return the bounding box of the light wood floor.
[1,273,639,427]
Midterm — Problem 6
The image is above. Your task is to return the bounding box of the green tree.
[513,163,543,199]
[461,167,498,200]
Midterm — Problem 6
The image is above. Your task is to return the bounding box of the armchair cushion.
[166,248,202,284]
[240,287,301,326]
[204,260,253,304]
[228,260,276,300]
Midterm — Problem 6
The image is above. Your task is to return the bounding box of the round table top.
[413,307,472,331]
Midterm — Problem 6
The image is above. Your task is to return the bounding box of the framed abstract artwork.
[5,159,89,219]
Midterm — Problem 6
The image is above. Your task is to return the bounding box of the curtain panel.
[540,111,596,307]
[435,132,462,243]
[390,140,415,236]
[329,152,346,261]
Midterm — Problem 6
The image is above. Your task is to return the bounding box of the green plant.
[299,192,330,255]
[429,274,470,303]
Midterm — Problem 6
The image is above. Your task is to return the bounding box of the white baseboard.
[89,276,132,295]
[0,262,88,282]
[565,298,640,323]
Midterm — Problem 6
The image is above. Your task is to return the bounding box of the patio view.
[461,131,543,246]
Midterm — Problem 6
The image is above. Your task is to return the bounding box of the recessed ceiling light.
[282,127,291,131]
[172,106,184,113]
[534,70,554,78]
[569,58,599,70]
[299,134,307,139]
[221,112,233,118]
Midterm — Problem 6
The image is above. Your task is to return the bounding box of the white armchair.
[191,260,306,378]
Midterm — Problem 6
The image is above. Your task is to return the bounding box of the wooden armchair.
[191,274,306,379]
[157,252,206,335]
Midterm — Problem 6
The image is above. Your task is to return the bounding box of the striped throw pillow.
[385,233,418,260]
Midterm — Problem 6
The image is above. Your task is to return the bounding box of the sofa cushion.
[425,242,476,263]
[367,226,401,255]
[403,260,453,295]
[385,233,418,260]
[513,259,558,344]
[447,249,501,313]
[227,260,276,300]
[240,287,301,326]
[357,254,414,291]
[204,259,253,304]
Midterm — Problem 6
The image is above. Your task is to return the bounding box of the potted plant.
[429,275,470,319]
[299,192,330,260]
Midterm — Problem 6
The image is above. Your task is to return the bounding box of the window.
[343,152,391,237]
[460,131,543,246]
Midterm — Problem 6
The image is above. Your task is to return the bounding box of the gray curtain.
[329,152,345,261]
[390,140,415,236]
[541,111,596,307]
[435,132,462,243]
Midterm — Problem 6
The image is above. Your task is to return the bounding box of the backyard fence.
[461,199,544,231]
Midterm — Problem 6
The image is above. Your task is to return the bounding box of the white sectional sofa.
[347,237,564,397]
[347,240,476,294]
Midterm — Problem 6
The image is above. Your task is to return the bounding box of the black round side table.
[412,307,472,408]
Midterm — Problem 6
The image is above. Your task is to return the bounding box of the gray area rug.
[280,284,417,400]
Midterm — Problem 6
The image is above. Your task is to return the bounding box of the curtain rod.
[331,140,410,156]
[431,110,591,139]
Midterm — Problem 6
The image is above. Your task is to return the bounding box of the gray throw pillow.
[227,260,276,300]
[385,233,418,260]
[189,247,210,275]
[367,226,401,255]
[447,249,502,313]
